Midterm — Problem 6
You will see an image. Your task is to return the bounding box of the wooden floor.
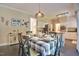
[0,44,19,56]
[61,39,79,56]
[0,39,79,56]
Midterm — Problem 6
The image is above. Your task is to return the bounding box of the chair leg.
[21,47,24,56]
[21,46,26,56]
[58,50,60,56]
[18,45,22,56]
[18,46,20,55]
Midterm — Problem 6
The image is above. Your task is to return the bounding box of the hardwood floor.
[0,44,19,56]
[0,40,78,56]
[61,39,79,56]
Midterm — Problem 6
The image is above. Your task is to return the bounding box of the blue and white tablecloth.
[25,35,64,56]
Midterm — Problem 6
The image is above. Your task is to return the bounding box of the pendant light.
[35,3,45,18]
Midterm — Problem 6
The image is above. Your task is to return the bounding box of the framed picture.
[11,18,21,27]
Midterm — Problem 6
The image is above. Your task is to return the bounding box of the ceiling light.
[72,40,76,44]
[35,3,45,18]
[56,12,69,17]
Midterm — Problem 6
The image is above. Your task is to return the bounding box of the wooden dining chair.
[18,33,30,56]
[53,33,63,56]
[22,35,31,56]
[18,33,24,56]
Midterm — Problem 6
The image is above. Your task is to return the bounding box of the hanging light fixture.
[35,3,45,18]
[56,12,69,17]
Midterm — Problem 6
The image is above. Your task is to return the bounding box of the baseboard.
[0,42,19,46]
[0,43,8,46]
[9,43,19,46]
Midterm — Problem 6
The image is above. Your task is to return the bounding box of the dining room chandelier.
[35,3,45,18]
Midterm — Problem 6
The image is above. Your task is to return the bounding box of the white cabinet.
[64,32,77,40]
[8,32,18,45]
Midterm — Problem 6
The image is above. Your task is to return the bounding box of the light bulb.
[38,12,42,16]
[35,11,44,18]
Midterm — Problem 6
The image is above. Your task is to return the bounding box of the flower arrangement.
[60,25,66,32]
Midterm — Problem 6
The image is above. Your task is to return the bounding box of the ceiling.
[0,3,75,18]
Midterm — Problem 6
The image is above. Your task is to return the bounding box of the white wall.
[61,16,77,28]
[68,4,79,52]
[61,16,77,40]
[0,6,29,46]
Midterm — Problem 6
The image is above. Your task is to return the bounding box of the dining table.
[21,32,64,56]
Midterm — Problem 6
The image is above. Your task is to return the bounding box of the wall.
[61,15,77,40]
[76,11,79,52]
[0,5,53,46]
[0,6,29,46]
[61,16,77,28]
